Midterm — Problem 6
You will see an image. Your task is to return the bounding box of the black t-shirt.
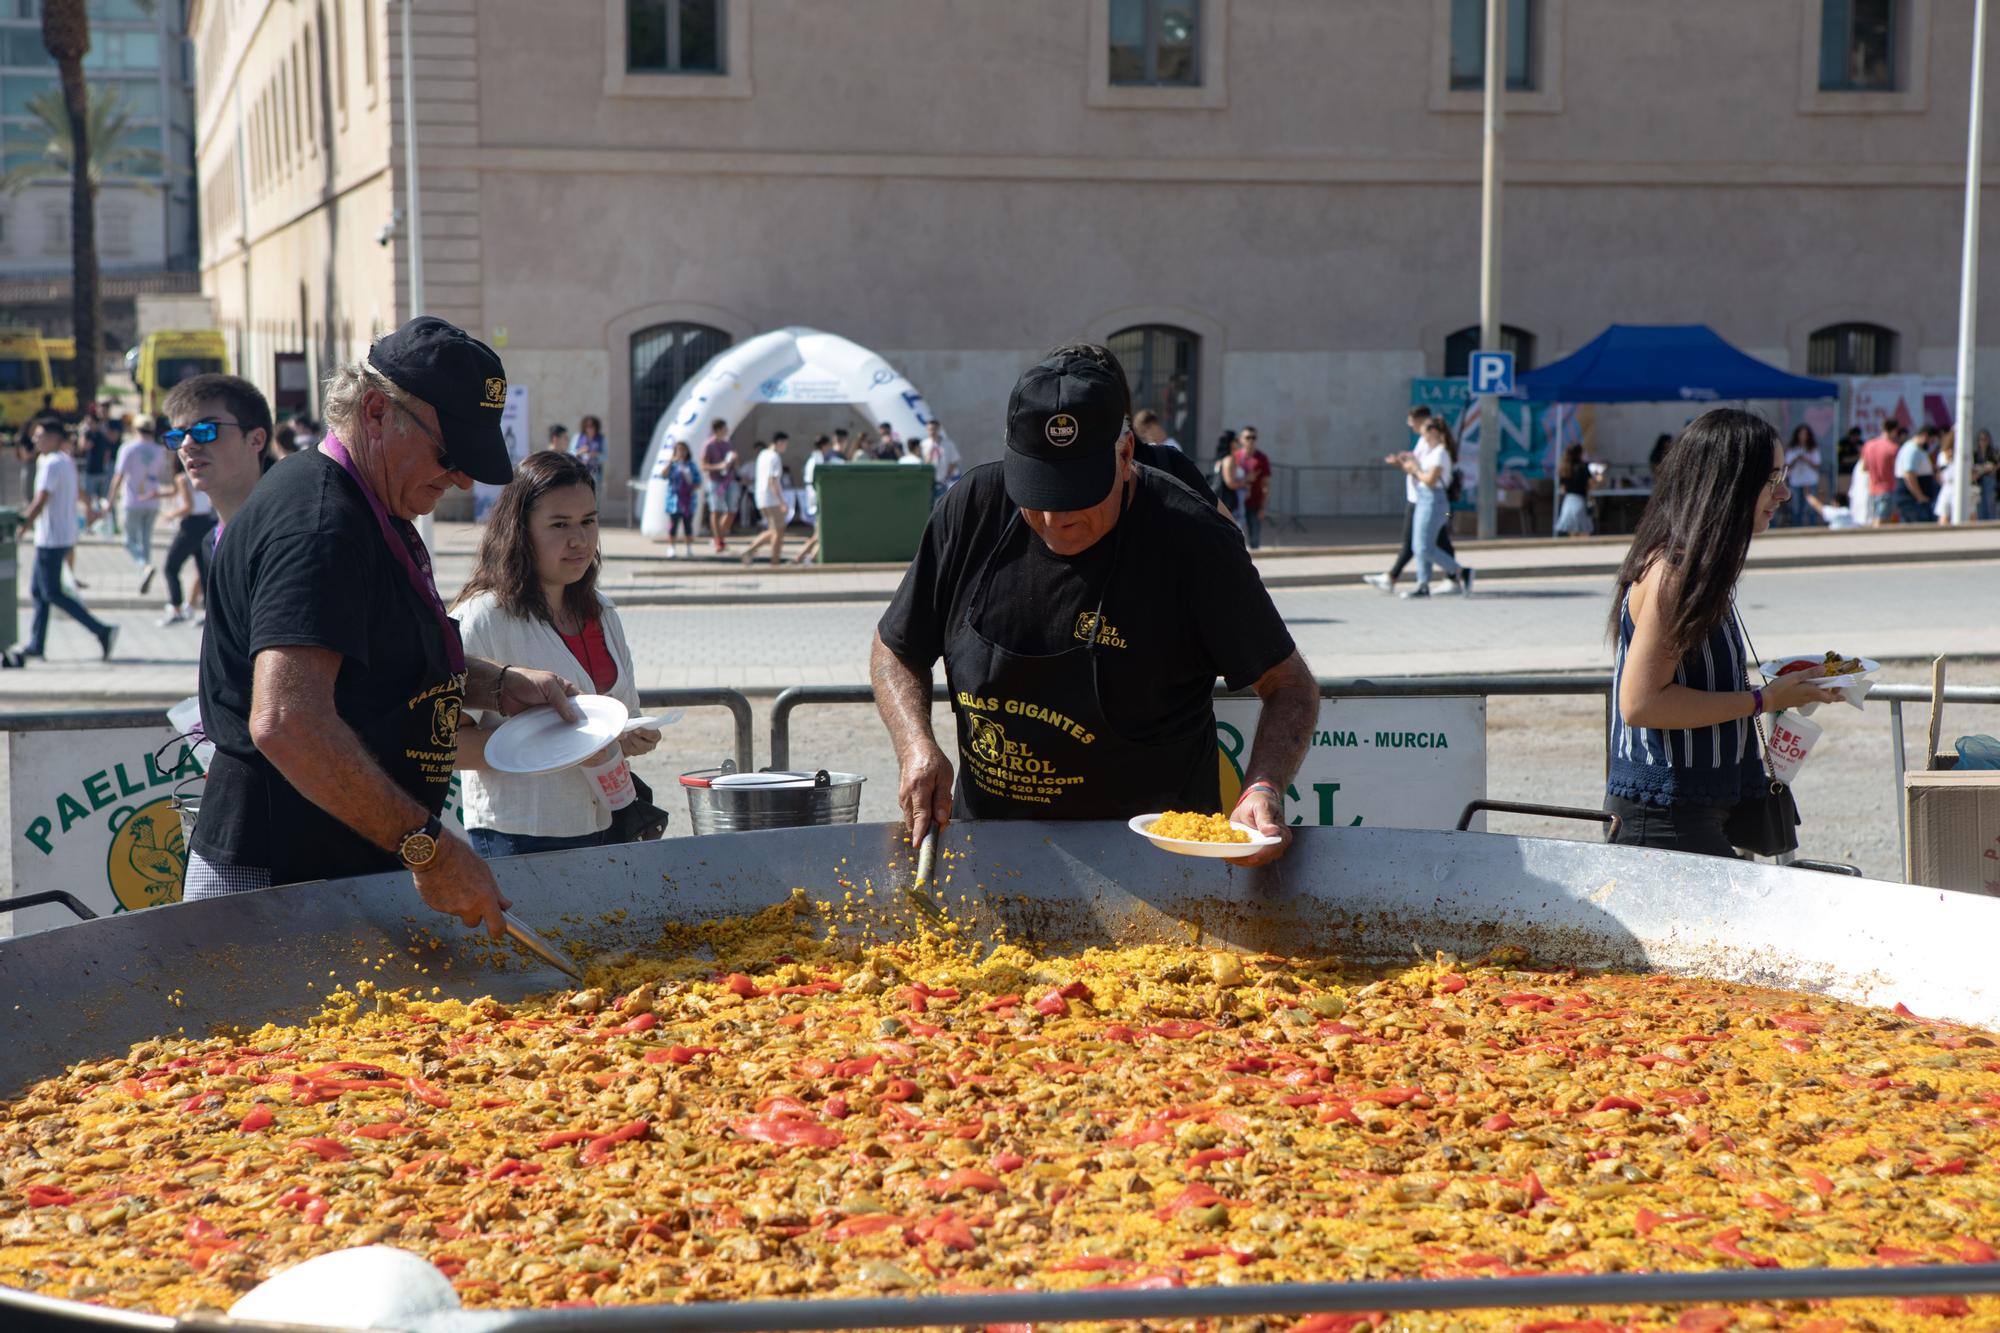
[194,450,464,885]
[1135,442,1219,507]
[84,428,115,475]
[878,462,1295,745]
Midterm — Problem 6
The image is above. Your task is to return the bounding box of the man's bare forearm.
[871,633,937,756]
[1242,652,1317,792]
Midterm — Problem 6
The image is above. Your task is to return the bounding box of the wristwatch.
[398,815,445,871]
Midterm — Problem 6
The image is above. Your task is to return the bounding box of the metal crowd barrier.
[0,687,757,775]
[770,675,2000,868]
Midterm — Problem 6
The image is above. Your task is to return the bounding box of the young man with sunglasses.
[157,376,274,625]
[187,317,579,939]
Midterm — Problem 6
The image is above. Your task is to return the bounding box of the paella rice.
[1,891,1997,1331]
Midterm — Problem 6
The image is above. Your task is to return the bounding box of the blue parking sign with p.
[1468,351,1515,396]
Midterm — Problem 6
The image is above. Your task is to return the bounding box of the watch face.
[402,833,439,869]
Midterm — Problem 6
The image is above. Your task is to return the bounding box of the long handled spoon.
[503,910,584,981]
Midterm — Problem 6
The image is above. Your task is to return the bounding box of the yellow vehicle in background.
[0,329,54,430]
[42,337,77,417]
[133,330,228,416]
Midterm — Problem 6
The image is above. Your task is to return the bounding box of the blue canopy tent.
[1512,324,1838,403]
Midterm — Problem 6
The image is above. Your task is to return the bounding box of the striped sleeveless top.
[1606,596,1765,808]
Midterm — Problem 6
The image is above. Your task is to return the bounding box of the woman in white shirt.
[741,433,792,565]
[452,451,660,858]
[1393,420,1475,598]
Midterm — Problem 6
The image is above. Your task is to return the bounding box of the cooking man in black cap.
[872,343,1317,865]
[187,317,579,933]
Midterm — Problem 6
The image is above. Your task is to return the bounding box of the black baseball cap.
[367,316,513,485]
[1003,351,1130,511]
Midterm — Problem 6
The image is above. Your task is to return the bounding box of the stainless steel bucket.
[679,765,864,833]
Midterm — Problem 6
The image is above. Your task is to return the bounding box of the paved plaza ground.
[2,522,1994,883]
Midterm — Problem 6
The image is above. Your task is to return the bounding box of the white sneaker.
[1434,577,1463,595]
[1362,573,1393,593]
[158,607,184,626]
[664,547,678,559]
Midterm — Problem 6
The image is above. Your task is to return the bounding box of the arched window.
[1808,322,1896,375]
[1107,324,1198,443]
[1444,325,1536,379]
[630,322,731,470]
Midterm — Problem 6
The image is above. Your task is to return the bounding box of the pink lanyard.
[320,431,466,674]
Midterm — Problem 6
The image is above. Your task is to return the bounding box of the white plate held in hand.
[483,695,629,774]
[1129,813,1281,858]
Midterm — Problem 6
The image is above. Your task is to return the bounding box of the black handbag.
[1725,610,1801,857]
[607,773,671,844]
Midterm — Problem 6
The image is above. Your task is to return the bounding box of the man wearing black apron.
[189,318,579,934]
[873,344,1317,865]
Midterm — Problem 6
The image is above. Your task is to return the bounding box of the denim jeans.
[1980,474,1996,522]
[26,545,109,654]
[1895,484,1937,524]
[123,507,157,564]
[1784,489,1820,527]
[1412,485,1461,588]
[1243,507,1263,550]
[1387,500,1456,578]
[466,827,607,860]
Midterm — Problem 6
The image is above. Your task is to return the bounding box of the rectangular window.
[101,205,131,255]
[40,201,63,255]
[85,0,151,20]
[626,0,724,74]
[1449,0,1534,92]
[1820,0,1897,91]
[363,0,376,88]
[4,28,48,67]
[106,76,159,117]
[1108,0,1201,87]
[292,41,304,153]
[1,74,53,115]
[334,0,347,112]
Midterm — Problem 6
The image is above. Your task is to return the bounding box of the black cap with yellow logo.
[367,316,514,485]
[1003,349,1130,513]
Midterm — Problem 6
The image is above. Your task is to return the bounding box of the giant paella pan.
[3,820,2000,1331]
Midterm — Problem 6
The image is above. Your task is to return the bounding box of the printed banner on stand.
[1213,696,1486,830]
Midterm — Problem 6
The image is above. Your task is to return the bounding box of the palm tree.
[40,0,96,410]
[3,87,169,193]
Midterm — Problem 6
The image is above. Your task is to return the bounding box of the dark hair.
[1408,405,1432,421]
[1607,408,1780,660]
[455,451,601,630]
[813,434,831,449]
[1214,431,1237,460]
[548,423,568,440]
[834,428,849,439]
[1788,423,1817,451]
[1423,416,1458,461]
[162,373,274,446]
[771,431,789,444]
[711,418,728,432]
[579,415,601,435]
[273,425,298,455]
[1560,441,1587,480]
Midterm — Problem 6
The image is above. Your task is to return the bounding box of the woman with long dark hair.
[1782,423,1822,527]
[1554,442,1593,537]
[1394,418,1472,597]
[452,451,660,857]
[1606,409,1840,856]
[1212,431,1245,527]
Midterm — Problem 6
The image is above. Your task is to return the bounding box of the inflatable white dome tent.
[638,327,934,539]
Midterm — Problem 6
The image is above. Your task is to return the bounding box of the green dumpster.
[814,463,935,564]
[0,507,20,648]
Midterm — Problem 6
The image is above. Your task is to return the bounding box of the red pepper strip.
[1778,1039,1813,1053]
[1154,1184,1240,1220]
[1290,1315,1386,1333]
[404,1075,451,1108]
[178,1090,224,1113]
[1771,1012,1825,1032]
[1317,1102,1362,1126]
[603,1012,658,1035]
[354,1122,416,1139]
[909,1210,977,1252]
[1925,1158,1970,1176]
[305,1061,385,1078]
[832,1055,883,1078]
[580,1119,649,1166]
[925,1168,1004,1197]
[1895,1297,1971,1317]
[646,1044,718,1066]
[1954,1236,1999,1263]
[290,1136,352,1162]
[238,1105,275,1133]
[1874,1245,1933,1265]
[980,994,1023,1012]
[1102,1023,1137,1043]
[538,1129,594,1151]
[1437,972,1468,993]
[1054,980,1094,1001]
[1109,1119,1171,1148]
[721,972,765,997]
[1710,1227,1779,1268]
[1187,1147,1248,1169]
[734,1114,845,1148]
[991,1151,1026,1172]
[23,1185,75,1208]
[1356,1086,1426,1106]
[1589,1095,1644,1113]
[755,1094,815,1117]
[826,1213,908,1240]
[1144,1021,1212,1039]
[1500,992,1556,1011]
[1225,1057,1272,1073]
[1048,1255,1139,1273]
[1674,1310,1736,1332]
[881,1078,921,1102]
[1179,1244,1257,1265]
[1482,1113,1515,1131]
[1635,1053,1694,1068]
[486,1158,544,1180]
[1798,1167,1835,1198]
[824,1096,851,1120]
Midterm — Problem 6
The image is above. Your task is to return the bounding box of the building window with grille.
[1107,325,1199,445]
[630,322,732,471]
[1820,0,1898,91]
[1108,0,1200,87]
[1449,0,1535,91]
[628,0,723,74]
[1808,322,1897,375]
[1443,325,1536,378]
[101,205,132,257]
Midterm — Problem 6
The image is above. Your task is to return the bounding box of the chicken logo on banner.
[106,797,187,911]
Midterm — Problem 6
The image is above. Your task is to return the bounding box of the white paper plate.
[1129,813,1281,858]
[484,694,629,775]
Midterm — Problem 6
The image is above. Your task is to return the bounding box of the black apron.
[945,487,1219,820]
